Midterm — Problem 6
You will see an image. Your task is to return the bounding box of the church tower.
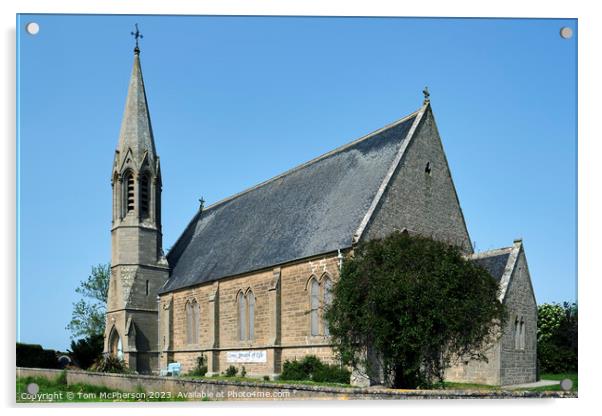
[104,31,169,374]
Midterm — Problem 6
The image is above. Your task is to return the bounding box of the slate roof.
[161,111,419,293]
[471,248,512,283]
[469,240,526,302]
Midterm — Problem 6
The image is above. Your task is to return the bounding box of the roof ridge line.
[469,246,513,259]
[352,103,429,243]
[165,107,421,260]
[201,109,421,213]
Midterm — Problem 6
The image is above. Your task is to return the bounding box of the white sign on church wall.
[226,350,267,363]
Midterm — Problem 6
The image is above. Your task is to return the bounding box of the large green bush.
[16,343,59,369]
[324,231,506,388]
[537,302,577,373]
[280,355,351,384]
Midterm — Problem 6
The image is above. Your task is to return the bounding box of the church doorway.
[109,328,123,360]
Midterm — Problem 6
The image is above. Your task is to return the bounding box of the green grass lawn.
[528,373,578,392]
[17,372,350,403]
[17,371,575,403]
[183,372,577,392]
[444,373,577,392]
[442,381,500,390]
[16,374,188,403]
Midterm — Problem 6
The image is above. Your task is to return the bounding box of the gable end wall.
[363,107,472,252]
[499,249,537,385]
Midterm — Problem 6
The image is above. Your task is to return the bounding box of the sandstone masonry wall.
[499,249,537,385]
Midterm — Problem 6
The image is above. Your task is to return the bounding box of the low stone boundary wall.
[16,367,576,401]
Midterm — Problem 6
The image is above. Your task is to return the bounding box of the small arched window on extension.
[140,174,150,219]
[514,317,520,350]
[519,317,525,350]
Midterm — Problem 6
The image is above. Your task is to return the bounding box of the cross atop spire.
[422,86,430,105]
[131,23,143,54]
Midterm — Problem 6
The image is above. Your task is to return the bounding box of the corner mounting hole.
[26,22,40,35]
[560,27,573,39]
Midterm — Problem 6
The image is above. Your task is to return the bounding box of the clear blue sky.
[17,14,577,351]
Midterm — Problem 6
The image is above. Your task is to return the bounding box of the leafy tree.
[324,231,506,388]
[68,333,104,370]
[66,263,110,339]
[537,302,577,373]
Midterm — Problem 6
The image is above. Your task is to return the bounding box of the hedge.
[16,343,59,369]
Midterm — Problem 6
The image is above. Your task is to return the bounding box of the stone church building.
[104,46,537,386]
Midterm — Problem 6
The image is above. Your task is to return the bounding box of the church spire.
[112,29,162,226]
[106,31,169,373]
[116,28,157,164]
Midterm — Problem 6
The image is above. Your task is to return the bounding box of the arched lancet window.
[112,172,119,221]
[237,290,255,342]
[519,317,525,350]
[140,174,150,218]
[514,317,520,350]
[186,300,199,345]
[116,337,123,359]
[109,328,123,360]
[310,278,320,336]
[123,171,135,215]
[238,292,247,341]
[322,277,332,336]
[308,275,334,337]
[248,291,255,341]
[185,301,192,344]
[193,301,200,343]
